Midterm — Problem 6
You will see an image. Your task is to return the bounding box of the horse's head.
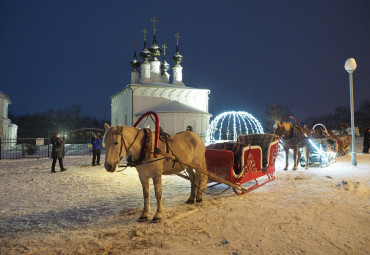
[103,123,126,172]
[354,127,360,136]
[274,121,293,138]
[273,121,284,136]
[344,126,360,136]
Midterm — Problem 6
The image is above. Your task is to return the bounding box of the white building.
[0,91,18,148]
[110,23,211,140]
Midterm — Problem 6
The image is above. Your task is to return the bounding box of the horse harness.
[125,128,178,167]
[280,124,308,148]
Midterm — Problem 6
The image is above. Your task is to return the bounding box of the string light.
[206,111,264,144]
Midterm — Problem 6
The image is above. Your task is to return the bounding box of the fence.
[0,137,105,160]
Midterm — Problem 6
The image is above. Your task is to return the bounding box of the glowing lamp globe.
[345,58,357,73]
[206,111,264,144]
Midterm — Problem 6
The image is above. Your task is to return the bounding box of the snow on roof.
[136,101,210,115]
[0,91,11,103]
[110,84,210,99]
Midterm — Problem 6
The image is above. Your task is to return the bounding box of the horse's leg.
[297,149,302,170]
[293,148,299,170]
[194,170,203,203]
[138,175,150,221]
[195,160,208,203]
[284,147,289,170]
[305,145,309,169]
[185,168,196,204]
[152,175,163,222]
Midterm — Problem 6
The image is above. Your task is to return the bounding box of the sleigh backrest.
[237,134,279,167]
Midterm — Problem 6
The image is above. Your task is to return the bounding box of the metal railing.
[0,138,105,160]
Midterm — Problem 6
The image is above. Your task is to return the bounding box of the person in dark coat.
[363,128,370,153]
[91,134,102,166]
[51,133,67,173]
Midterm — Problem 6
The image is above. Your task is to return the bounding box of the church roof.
[136,101,210,115]
[110,84,210,99]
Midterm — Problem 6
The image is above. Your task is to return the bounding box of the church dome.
[130,52,140,70]
[149,35,161,61]
[161,59,170,72]
[172,46,183,65]
[140,41,151,61]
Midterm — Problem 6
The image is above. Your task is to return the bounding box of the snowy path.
[0,142,369,254]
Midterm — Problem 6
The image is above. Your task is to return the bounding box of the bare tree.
[264,103,291,133]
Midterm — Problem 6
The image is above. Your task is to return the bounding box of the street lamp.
[344,58,357,166]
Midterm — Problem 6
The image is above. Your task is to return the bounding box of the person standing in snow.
[51,133,67,173]
[363,128,370,153]
[91,134,102,166]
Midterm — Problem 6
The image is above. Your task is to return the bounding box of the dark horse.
[274,121,310,170]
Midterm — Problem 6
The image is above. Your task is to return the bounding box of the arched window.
[186,126,193,132]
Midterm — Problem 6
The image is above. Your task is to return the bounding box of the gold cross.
[142,28,148,41]
[162,43,167,55]
[150,16,159,34]
[134,40,138,50]
[174,32,180,45]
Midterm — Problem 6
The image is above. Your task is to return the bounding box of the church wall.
[156,112,210,140]
[132,95,168,117]
[111,88,132,126]
[0,94,17,141]
[130,85,209,113]
[0,95,8,119]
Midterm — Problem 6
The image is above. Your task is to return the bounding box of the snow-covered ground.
[0,137,369,255]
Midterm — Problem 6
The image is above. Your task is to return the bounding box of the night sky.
[1,0,369,124]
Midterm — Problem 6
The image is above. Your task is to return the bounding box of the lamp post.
[344,58,357,166]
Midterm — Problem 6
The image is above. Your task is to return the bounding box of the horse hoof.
[151,217,161,223]
[196,198,202,203]
[186,200,195,204]
[284,168,288,170]
[137,216,149,222]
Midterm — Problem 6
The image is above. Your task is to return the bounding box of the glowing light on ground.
[275,141,286,169]
[206,111,264,144]
[275,138,337,170]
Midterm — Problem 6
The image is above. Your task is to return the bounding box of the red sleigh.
[205,134,279,195]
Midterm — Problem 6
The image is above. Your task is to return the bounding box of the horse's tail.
[202,171,208,191]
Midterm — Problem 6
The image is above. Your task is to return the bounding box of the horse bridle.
[119,134,129,158]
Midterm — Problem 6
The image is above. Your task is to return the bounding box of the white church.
[0,91,18,147]
[110,18,211,140]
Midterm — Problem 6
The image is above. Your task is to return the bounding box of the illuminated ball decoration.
[206,111,264,144]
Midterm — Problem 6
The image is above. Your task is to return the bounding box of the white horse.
[103,124,208,222]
